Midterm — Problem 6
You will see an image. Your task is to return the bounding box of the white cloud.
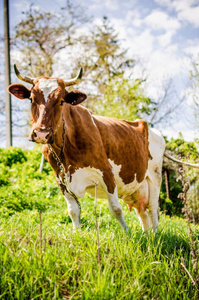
[174,0,199,27]
[88,0,122,12]
[124,9,181,49]
[126,10,143,27]
[144,9,181,32]
[154,0,199,27]
[158,31,173,47]
[111,10,183,87]
[184,39,199,60]
[124,29,155,58]
[13,0,30,11]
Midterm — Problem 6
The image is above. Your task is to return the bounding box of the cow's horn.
[64,68,83,87]
[14,64,34,84]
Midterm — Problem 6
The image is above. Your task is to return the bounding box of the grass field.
[0,148,199,299]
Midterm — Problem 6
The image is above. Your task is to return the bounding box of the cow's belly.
[69,166,107,198]
[69,160,144,199]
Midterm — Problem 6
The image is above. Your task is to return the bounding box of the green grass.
[0,147,199,299]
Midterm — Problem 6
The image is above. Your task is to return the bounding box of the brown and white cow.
[8,65,166,232]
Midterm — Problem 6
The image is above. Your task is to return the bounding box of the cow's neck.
[50,104,88,171]
[50,104,77,168]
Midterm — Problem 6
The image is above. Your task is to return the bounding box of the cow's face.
[8,66,86,144]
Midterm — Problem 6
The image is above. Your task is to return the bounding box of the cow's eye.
[60,100,64,106]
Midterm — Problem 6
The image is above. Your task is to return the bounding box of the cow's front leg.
[108,188,129,232]
[64,192,81,229]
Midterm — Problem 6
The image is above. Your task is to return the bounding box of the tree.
[74,16,151,119]
[12,2,88,77]
[97,76,151,120]
[88,17,134,89]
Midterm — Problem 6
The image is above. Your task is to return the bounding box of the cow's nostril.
[33,130,38,139]
[45,132,49,140]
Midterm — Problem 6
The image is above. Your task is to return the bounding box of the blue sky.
[1,0,199,145]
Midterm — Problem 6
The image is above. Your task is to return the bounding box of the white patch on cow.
[33,104,46,129]
[64,192,80,229]
[38,78,58,103]
[69,160,144,200]
[69,167,105,198]
[108,159,141,199]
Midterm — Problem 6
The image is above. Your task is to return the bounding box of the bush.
[0,147,27,166]
[0,147,60,218]
[161,136,199,222]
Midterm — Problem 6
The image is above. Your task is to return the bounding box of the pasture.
[0,147,198,299]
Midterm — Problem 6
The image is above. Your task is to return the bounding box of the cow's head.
[8,65,87,144]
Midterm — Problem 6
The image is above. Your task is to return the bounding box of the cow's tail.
[164,151,199,169]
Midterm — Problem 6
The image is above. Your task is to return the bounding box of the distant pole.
[39,154,45,173]
[4,0,12,147]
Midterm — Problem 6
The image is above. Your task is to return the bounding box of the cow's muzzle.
[29,129,54,144]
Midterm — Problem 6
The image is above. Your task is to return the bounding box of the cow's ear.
[7,84,31,100]
[65,89,87,105]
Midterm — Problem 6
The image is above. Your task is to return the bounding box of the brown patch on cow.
[94,117,150,185]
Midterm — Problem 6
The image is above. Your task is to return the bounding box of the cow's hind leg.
[147,178,161,232]
[64,192,81,229]
[108,188,129,232]
[135,208,151,232]
[132,180,151,232]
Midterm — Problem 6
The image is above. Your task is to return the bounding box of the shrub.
[0,147,27,167]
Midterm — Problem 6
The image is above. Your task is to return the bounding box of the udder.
[123,179,149,212]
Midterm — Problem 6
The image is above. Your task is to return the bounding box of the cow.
[8,65,166,232]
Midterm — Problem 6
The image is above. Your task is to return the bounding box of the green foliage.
[0,147,59,218]
[162,136,199,221]
[166,135,199,161]
[0,147,198,299]
[0,147,27,167]
[97,77,151,120]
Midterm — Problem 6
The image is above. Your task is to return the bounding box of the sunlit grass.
[0,200,198,299]
[0,148,198,299]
